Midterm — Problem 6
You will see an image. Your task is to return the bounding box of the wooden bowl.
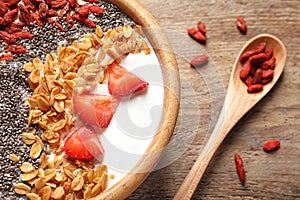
[92,0,180,199]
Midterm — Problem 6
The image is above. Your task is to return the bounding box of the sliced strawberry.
[73,94,119,128]
[63,125,104,160]
[108,63,149,97]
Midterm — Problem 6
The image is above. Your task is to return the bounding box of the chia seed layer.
[0,1,134,199]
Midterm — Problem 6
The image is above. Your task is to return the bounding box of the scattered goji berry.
[3,9,18,23]
[77,4,89,17]
[0,31,16,44]
[188,28,206,43]
[236,16,247,34]
[89,5,104,15]
[0,2,9,17]
[189,54,209,68]
[234,154,246,185]
[197,21,207,35]
[263,140,280,152]
[0,53,13,61]
[247,84,263,93]
[13,31,34,40]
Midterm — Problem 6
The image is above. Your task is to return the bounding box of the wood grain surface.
[126,0,300,199]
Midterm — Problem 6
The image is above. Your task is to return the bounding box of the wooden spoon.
[173,34,286,200]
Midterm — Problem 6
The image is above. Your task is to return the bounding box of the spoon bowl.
[174,34,286,200]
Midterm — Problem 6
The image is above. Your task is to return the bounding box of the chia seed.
[0,0,134,199]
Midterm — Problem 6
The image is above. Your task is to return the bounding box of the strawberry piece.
[108,63,149,97]
[73,94,119,128]
[63,125,104,160]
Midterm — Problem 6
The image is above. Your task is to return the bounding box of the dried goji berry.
[263,140,280,152]
[39,3,49,18]
[13,31,34,40]
[265,48,274,60]
[7,45,27,54]
[236,16,247,34]
[261,77,273,85]
[67,0,76,7]
[188,28,206,43]
[58,3,69,18]
[31,12,43,26]
[252,68,262,84]
[19,4,33,26]
[51,0,68,9]
[5,27,22,34]
[197,21,207,35]
[0,17,5,25]
[0,31,16,44]
[0,53,13,61]
[84,0,99,3]
[0,2,9,17]
[89,5,104,15]
[234,154,246,185]
[47,9,58,17]
[71,13,96,28]
[11,21,26,28]
[22,0,36,11]
[240,49,260,63]
[240,60,252,79]
[53,21,65,32]
[247,84,263,93]
[261,56,276,70]
[261,69,274,79]
[244,75,253,87]
[250,53,267,63]
[2,0,21,7]
[77,4,89,17]
[189,54,209,68]
[257,42,267,53]
[3,9,18,23]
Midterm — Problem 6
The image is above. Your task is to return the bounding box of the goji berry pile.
[0,0,134,199]
[0,0,114,61]
[239,42,276,93]
[187,20,207,43]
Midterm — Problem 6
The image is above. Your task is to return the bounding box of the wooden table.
[127,0,300,199]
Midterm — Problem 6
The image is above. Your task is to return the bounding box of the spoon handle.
[173,105,230,200]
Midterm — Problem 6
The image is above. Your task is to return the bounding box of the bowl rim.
[93,0,180,199]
